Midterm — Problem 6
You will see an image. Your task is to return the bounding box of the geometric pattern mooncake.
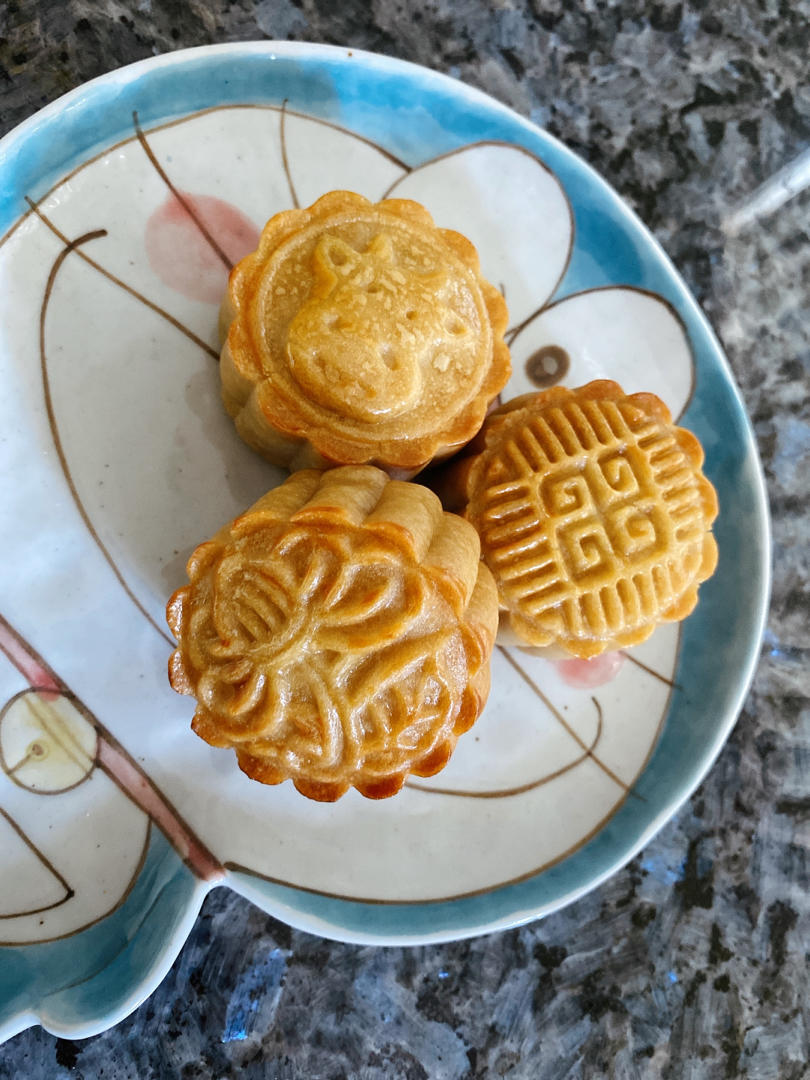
[219,191,510,475]
[166,467,499,801]
[441,381,718,657]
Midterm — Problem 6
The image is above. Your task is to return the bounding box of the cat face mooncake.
[439,381,718,658]
[220,191,510,474]
[167,466,498,801]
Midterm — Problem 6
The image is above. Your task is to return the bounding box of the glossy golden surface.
[441,381,719,657]
[220,191,510,473]
[167,467,498,800]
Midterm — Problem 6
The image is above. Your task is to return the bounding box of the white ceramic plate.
[0,42,768,1041]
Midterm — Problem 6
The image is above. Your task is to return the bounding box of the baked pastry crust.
[439,381,719,657]
[167,466,498,800]
[220,191,510,474]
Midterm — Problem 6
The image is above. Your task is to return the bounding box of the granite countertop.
[1,2,808,1077]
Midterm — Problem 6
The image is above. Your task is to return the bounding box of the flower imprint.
[167,468,498,801]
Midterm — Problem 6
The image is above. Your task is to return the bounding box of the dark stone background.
[1,1,808,1076]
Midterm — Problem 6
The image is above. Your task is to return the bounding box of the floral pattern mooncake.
[167,466,499,800]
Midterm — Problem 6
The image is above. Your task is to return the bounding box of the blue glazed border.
[0,43,769,1027]
[0,830,202,1042]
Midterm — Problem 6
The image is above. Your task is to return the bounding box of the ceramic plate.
[0,42,769,1041]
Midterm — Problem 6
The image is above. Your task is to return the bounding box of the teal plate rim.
[0,42,770,1041]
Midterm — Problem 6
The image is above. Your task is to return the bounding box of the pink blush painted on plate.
[144,192,260,303]
[554,651,627,689]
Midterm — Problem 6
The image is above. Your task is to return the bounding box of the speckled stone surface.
[1,1,808,1077]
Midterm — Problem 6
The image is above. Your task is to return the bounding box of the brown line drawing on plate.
[497,645,633,795]
[133,110,233,271]
[0,645,154,942]
[0,101,411,256]
[0,614,223,899]
[0,805,74,919]
[383,140,574,339]
[36,226,176,648]
[622,649,678,688]
[6,748,36,777]
[0,690,96,800]
[44,862,206,993]
[0,672,96,798]
[0,609,675,915]
[0,823,152,949]
[279,98,300,209]
[406,696,604,798]
[22,694,93,779]
[508,284,697,421]
[26,199,219,360]
[223,743,640,906]
[0,622,62,695]
[524,344,571,389]
[505,308,542,348]
[223,630,680,906]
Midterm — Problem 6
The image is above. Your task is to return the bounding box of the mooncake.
[219,191,510,475]
[167,466,499,800]
[438,381,718,658]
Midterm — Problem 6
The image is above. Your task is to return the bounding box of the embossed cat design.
[286,233,472,421]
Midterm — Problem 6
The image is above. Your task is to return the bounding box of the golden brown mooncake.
[166,466,499,801]
[438,380,719,658]
[219,190,510,475]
